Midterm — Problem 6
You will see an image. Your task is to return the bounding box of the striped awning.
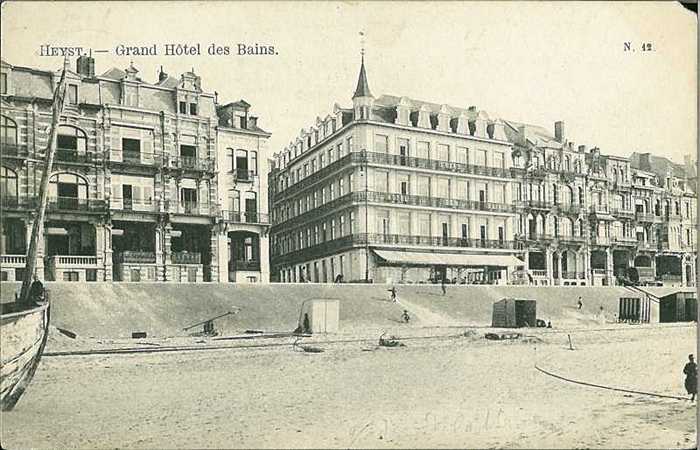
[373,250,524,267]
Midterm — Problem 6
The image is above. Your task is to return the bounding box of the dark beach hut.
[492,298,536,328]
[660,291,697,323]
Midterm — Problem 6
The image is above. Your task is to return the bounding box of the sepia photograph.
[0,1,697,448]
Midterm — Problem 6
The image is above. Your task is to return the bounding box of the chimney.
[578,145,587,153]
[554,121,565,143]
[248,116,258,129]
[158,65,168,83]
[639,152,652,170]
[76,53,95,78]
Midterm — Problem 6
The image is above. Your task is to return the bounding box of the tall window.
[374,134,389,153]
[250,151,258,175]
[236,149,248,178]
[57,125,88,162]
[67,84,78,104]
[417,141,430,160]
[0,115,17,145]
[0,166,17,202]
[0,73,7,95]
[437,144,449,161]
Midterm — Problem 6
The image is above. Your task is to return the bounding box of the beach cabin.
[618,297,652,323]
[298,299,340,333]
[660,291,697,323]
[491,298,536,328]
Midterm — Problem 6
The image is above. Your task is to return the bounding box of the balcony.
[55,148,96,164]
[117,251,156,264]
[590,205,610,214]
[590,236,611,246]
[1,255,27,266]
[592,268,607,275]
[612,236,638,246]
[637,241,657,251]
[516,200,553,210]
[110,198,160,213]
[233,169,256,182]
[274,233,521,264]
[530,269,547,277]
[109,150,163,167]
[0,143,29,158]
[46,255,98,267]
[48,196,107,213]
[611,208,635,219]
[168,156,214,172]
[560,271,586,280]
[171,251,201,264]
[230,260,261,271]
[556,203,583,215]
[360,151,514,179]
[220,210,270,224]
[358,191,517,214]
[635,212,655,223]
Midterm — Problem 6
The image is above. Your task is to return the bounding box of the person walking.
[441,277,447,296]
[684,354,697,401]
[577,297,583,310]
[388,286,397,303]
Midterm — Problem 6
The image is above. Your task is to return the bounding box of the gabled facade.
[0,56,271,283]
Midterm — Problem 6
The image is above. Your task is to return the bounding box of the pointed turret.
[352,55,374,121]
[353,55,373,99]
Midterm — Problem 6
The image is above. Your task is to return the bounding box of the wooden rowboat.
[0,300,51,411]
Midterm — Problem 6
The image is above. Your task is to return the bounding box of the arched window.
[49,173,88,209]
[1,166,18,204]
[578,186,584,205]
[1,115,18,146]
[564,155,571,172]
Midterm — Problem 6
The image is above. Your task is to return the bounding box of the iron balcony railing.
[611,207,635,219]
[592,268,607,275]
[110,150,164,167]
[220,210,270,224]
[274,232,521,262]
[48,196,107,212]
[612,236,638,246]
[117,251,156,264]
[230,260,261,271]
[233,169,256,182]
[635,212,655,222]
[171,251,201,264]
[168,156,215,172]
[530,269,547,277]
[0,142,29,158]
[110,198,160,212]
[357,191,517,214]
[360,151,514,179]
[273,153,353,201]
[515,200,554,210]
[55,148,96,164]
[590,236,611,246]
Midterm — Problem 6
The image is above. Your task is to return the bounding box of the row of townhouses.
[268,58,698,287]
[0,57,697,286]
[1,56,270,283]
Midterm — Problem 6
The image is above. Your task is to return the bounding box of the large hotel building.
[0,57,271,283]
[268,59,697,287]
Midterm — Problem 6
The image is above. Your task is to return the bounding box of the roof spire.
[353,31,372,99]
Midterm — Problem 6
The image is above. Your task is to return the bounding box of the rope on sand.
[534,363,689,401]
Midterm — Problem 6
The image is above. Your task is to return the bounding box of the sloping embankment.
[0,283,689,338]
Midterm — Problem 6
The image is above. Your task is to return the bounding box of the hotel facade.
[0,56,271,283]
[268,59,697,287]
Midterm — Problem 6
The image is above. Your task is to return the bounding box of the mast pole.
[18,61,68,305]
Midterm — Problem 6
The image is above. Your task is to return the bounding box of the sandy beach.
[1,323,696,449]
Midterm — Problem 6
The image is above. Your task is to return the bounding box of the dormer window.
[68,84,78,104]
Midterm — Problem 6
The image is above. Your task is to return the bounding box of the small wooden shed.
[618,297,652,323]
[298,299,340,333]
[492,298,536,328]
[660,291,697,323]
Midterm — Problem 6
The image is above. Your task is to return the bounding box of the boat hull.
[0,302,50,411]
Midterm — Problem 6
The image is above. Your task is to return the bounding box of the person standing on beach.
[683,354,697,401]
[441,277,446,296]
[577,297,583,309]
[389,286,397,303]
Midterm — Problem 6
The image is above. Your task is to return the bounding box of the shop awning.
[373,250,524,267]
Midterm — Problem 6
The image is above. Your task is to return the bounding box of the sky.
[1,1,696,164]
